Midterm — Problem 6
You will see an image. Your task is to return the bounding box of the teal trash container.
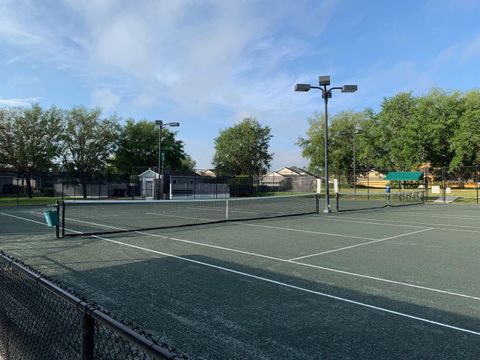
[44,210,59,227]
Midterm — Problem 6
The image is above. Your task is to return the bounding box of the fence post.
[442,166,446,204]
[476,164,479,205]
[55,201,60,238]
[61,202,66,238]
[16,177,20,206]
[367,171,370,200]
[81,313,95,360]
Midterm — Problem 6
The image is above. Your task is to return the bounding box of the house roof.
[276,166,315,176]
[138,169,158,177]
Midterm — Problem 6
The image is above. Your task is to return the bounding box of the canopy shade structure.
[384,171,424,181]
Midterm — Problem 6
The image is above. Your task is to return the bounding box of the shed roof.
[384,171,424,181]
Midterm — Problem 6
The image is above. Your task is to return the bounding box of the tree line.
[0,104,195,197]
[298,88,480,180]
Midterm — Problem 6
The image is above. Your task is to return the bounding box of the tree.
[112,119,195,174]
[0,104,63,197]
[371,92,419,171]
[62,106,120,198]
[213,118,273,176]
[297,110,371,180]
[414,88,463,169]
[450,90,480,169]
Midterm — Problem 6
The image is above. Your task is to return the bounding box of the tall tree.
[297,110,371,179]
[213,118,273,176]
[372,92,419,171]
[450,90,480,169]
[112,119,195,174]
[414,88,463,169]
[62,106,120,198]
[0,104,63,197]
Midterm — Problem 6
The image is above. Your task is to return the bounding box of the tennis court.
[1,198,480,359]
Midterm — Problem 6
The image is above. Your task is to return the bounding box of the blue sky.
[1,0,480,169]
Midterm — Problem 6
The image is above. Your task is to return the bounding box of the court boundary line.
[146,211,378,240]
[313,216,426,229]
[288,228,434,261]
[78,229,480,337]
[327,215,480,232]
[133,229,480,302]
[6,212,480,302]
[58,212,379,242]
[396,211,480,220]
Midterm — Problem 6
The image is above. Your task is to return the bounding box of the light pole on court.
[155,120,180,199]
[295,76,357,213]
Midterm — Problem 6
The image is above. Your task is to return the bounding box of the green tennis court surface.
[1,202,480,359]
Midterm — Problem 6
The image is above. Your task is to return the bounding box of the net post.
[55,201,60,238]
[315,194,320,214]
[61,201,66,238]
[335,193,339,212]
[81,313,95,360]
[225,199,229,220]
[476,164,479,205]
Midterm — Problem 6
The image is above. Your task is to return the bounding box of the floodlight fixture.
[167,122,180,127]
[294,75,358,213]
[319,75,331,86]
[342,85,358,93]
[294,83,311,92]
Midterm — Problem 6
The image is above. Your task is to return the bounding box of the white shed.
[138,169,159,199]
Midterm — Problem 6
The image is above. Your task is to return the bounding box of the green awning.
[384,171,424,181]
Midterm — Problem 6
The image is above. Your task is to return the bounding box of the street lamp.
[295,75,357,213]
[155,120,180,199]
[353,126,362,197]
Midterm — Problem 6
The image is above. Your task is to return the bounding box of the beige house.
[356,170,387,188]
[260,167,318,192]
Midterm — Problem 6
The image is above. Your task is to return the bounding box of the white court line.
[146,211,377,241]
[232,222,376,240]
[0,212,49,226]
[398,211,480,220]
[330,215,480,232]
[289,228,434,261]
[315,216,425,229]
[7,212,480,303]
[75,230,480,337]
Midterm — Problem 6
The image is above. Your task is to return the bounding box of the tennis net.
[58,194,319,237]
[335,190,425,212]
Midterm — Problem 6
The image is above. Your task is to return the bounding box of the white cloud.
[0,97,41,106]
[91,88,120,110]
[0,0,338,167]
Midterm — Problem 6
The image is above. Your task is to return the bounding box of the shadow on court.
[8,249,480,360]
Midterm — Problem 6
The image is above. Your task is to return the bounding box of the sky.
[1,0,480,170]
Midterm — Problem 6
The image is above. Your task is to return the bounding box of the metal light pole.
[155,120,180,200]
[353,127,362,198]
[295,76,357,213]
[353,131,356,197]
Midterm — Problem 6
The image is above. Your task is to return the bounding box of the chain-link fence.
[332,166,480,204]
[0,252,185,360]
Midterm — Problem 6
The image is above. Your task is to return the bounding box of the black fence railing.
[335,166,480,204]
[0,170,321,205]
[0,252,185,360]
